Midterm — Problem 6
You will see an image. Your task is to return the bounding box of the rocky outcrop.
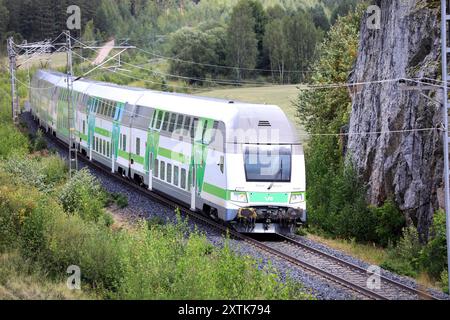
[347,0,442,238]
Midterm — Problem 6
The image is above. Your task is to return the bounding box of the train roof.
[34,70,300,144]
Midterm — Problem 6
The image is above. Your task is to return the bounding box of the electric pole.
[66,30,78,178]
[441,0,450,294]
[7,37,19,125]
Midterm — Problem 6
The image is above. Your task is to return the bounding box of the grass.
[0,251,94,300]
[17,52,67,70]
[198,85,308,142]
[306,233,388,266]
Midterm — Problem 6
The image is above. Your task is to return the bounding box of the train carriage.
[30,69,306,234]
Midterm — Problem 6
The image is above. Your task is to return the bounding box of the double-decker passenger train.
[30,70,306,233]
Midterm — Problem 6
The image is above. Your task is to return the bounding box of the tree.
[264,19,289,83]
[0,0,9,41]
[283,10,322,83]
[226,1,258,80]
[246,0,268,69]
[169,27,219,84]
[310,4,330,31]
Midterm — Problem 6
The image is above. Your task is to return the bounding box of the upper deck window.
[244,145,291,182]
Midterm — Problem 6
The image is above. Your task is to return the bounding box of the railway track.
[26,112,442,301]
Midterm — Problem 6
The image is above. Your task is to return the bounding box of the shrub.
[0,179,39,252]
[370,199,406,247]
[0,123,29,158]
[58,168,108,222]
[33,129,47,151]
[109,193,128,209]
[441,270,449,294]
[0,155,67,193]
[419,210,448,278]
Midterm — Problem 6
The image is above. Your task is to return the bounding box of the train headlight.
[290,192,305,204]
[230,192,248,203]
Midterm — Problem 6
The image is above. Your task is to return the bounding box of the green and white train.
[30,70,306,233]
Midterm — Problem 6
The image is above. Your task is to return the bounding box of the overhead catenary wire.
[69,36,282,86]
[133,46,314,74]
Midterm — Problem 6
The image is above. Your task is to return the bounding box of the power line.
[69,36,279,86]
[133,46,314,74]
[71,50,209,92]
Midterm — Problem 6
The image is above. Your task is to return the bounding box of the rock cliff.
[347,0,442,238]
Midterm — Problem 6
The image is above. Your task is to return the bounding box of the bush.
[33,129,47,151]
[441,270,449,294]
[370,199,406,247]
[0,176,40,251]
[0,123,29,158]
[419,210,448,278]
[381,212,448,284]
[0,155,67,193]
[109,193,128,209]
[58,168,108,222]
[380,226,422,278]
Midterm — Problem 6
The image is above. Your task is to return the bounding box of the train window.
[162,112,170,131]
[176,115,184,132]
[174,166,179,187]
[151,110,157,128]
[82,120,86,135]
[167,164,172,183]
[191,118,198,139]
[160,161,165,180]
[136,138,141,156]
[156,111,163,129]
[122,135,127,151]
[168,113,176,132]
[183,117,191,135]
[95,137,99,152]
[180,168,186,190]
[154,159,159,177]
[244,145,292,182]
[107,142,110,158]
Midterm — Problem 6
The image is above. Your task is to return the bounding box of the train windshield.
[244,145,291,182]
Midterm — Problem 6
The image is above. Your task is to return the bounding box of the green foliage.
[169,26,227,83]
[0,155,67,193]
[12,181,311,299]
[226,0,258,80]
[33,129,47,151]
[297,8,362,134]
[370,199,406,247]
[0,123,29,158]
[380,226,422,277]
[381,212,448,284]
[57,168,107,222]
[109,192,129,209]
[418,210,448,278]
[441,270,449,294]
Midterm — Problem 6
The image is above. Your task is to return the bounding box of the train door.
[111,102,125,173]
[145,109,162,191]
[190,118,215,210]
[87,97,97,160]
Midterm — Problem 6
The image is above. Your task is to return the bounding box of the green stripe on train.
[158,147,189,164]
[95,127,111,138]
[202,183,228,200]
